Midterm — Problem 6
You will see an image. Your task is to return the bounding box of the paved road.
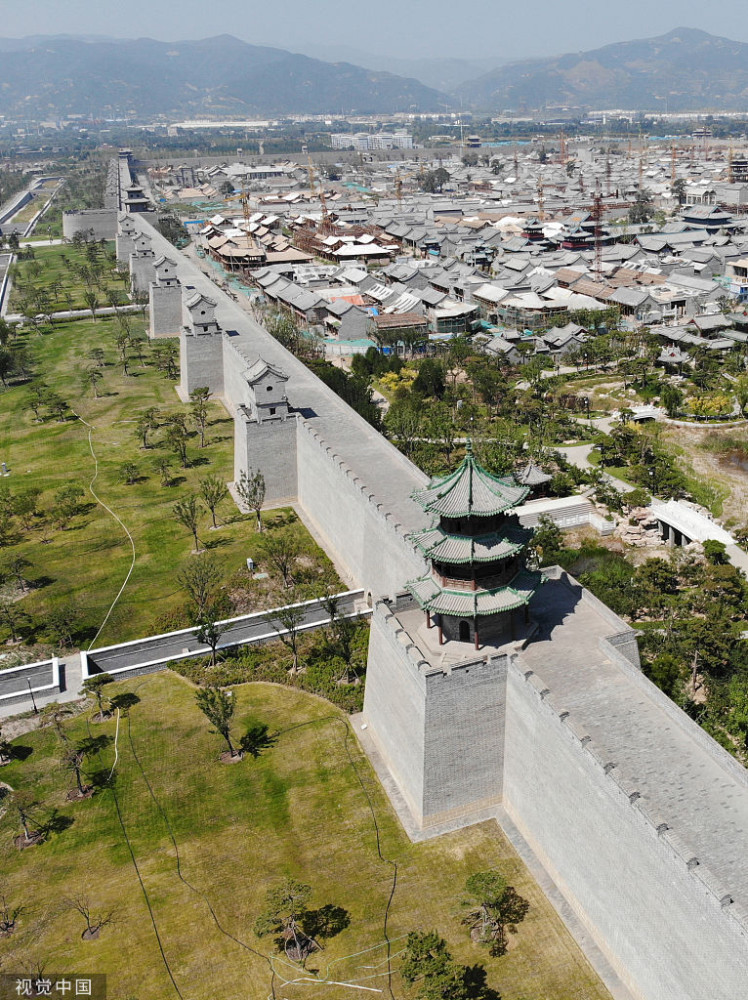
[87,591,366,675]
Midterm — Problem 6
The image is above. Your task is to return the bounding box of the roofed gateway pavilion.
[407,445,542,649]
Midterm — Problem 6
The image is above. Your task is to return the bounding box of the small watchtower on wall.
[233,357,297,506]
[244,359,290,423]
[116,213,138,264]
[148,254,182,339]
[179,291,225,400]
[129,231,157,294]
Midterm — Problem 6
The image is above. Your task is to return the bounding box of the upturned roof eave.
[410,451,529,518]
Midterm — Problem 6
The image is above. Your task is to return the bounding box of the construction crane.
[728,144,735,184]
[307,154,332,234]
[240,178,251,228]
[592,184,604,281]
[537,177,545,221]
[671,143,677,184]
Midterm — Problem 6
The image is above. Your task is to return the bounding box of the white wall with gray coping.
[0,657,60,704]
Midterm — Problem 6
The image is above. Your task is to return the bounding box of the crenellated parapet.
[513,663,748,940]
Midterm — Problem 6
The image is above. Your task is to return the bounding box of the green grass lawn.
[0,317,336,648]
[9,242,129,314]
[0,674,611,1000]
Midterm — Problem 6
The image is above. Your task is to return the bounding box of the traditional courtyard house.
[406,446,541,648]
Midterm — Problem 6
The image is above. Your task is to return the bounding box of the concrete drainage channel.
[81,590,368,680]
[0,591,369,710]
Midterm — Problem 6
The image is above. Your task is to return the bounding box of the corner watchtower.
[407,444,541,649]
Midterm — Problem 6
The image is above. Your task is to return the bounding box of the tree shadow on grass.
[301,904,350,942]
[109,692,140,715]
[88,768,116,791]
[6,745,33,762]
[463,964,502,1000]
[189,455,211,468]
[204,536,231,551]
[239,723,277,759]
[38,810,74,838]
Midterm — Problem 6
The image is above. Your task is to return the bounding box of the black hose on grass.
[108,783,186,999]
[127,709,400,1000]
[125,713,280,1000]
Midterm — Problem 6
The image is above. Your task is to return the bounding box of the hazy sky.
[4,0,748,61]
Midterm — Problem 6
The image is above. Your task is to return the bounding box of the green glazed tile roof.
[410,522,531,565]
[410,444,529,518]
[407,569,542,618]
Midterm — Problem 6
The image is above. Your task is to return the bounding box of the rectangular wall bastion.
[362,574,748,1000]
[363,600,508,827]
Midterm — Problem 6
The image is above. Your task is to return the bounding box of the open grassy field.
[9,242,130,315]
[0,674,611,1000]
[0,316,336,648]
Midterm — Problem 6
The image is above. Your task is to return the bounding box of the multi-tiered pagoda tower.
[407,445,541,649]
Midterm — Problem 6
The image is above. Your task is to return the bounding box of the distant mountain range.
[0,34,448,117]
[287,44,506,93]
[457,27,748,112]
[3,28,748,120]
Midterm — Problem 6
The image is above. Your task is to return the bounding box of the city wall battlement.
[515,664,748,939]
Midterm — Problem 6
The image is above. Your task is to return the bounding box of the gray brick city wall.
[222,337,255,415]
[148,282,182,338]
[502,663,748,1000]
[63,209,117,241]
[296,419,426,598]
[363,603,428,821]
[129,251,156,294]
[179,328,225,399]
[422,653,508,821]
[116,228,136,264]
[235,415,298,505]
